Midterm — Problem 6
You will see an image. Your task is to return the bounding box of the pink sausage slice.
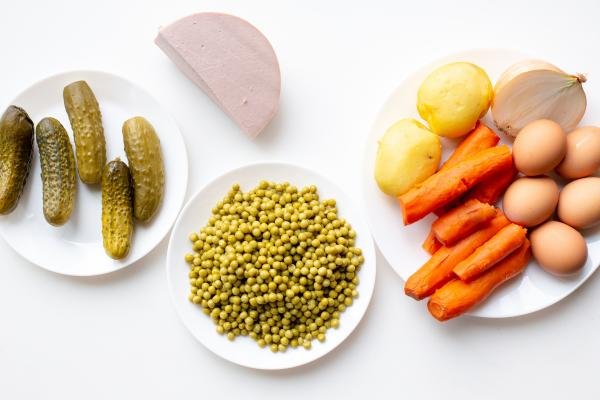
[155,13,281,138]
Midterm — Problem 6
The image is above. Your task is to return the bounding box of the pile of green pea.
[184,181,364,352]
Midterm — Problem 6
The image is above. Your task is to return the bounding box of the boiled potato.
[417,62,492,138]
[375,118,441,196]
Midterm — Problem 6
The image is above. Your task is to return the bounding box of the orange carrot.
[432,123,499,216]
[428,240,531,321]
[439,122,500,172]
[398,146,513,225]
[431,199,496,247]
[405,213,510,300]
[405,246,451,300]
[433,207,451,217]
[466,162,518,205]
[422,230,442,254]
[453,224,527,281]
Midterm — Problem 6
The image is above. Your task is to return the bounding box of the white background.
[1,0,599,398]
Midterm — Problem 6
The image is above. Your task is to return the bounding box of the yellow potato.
[417,62,492,138]
[374,118,441,196]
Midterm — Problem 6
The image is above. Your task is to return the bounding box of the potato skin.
[102,159,133,259]
[0,105,34,214]
[122,117,164,222]
[63,80,106,184]
[36,117,77,226]
[375,118,441,196]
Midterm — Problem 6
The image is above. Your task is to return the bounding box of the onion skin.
[491,60,587,137]
[493,59,563,98]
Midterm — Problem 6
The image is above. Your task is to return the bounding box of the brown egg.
[558,177,600,229]
[503,176,559,227]
[530,221,587,276]
[513,119,566,176]
[556,126,600,179]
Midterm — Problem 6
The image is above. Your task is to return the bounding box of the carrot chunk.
[453,224,527,281]
[398,146,513,225]
[428,240,531,321]
[431,199,496,247]
[422,230,442,254]
[405,213,510,300]
[432,122,499,216]
[465,162,518,205]
[439,122,500,172]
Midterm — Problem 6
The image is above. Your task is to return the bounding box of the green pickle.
[36,117,77,226]
[101,158,133,259]
[0,105,34,214]
[63,80,106,184]
[122,116,165,222]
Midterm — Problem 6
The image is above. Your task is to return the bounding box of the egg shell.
[502,176,559,227]
[558,177,600,229]
[513,119,566,176]
[556,126,600,179]
[530,221,587,276]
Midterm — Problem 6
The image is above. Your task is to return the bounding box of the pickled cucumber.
[0,106,34,214]
[63,80,106,184]
[122,116,164,222]
[101,159,133,259]
[36,117,77,226]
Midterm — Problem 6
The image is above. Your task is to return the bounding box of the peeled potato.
[417,62,493,138]
[374,118,441,196]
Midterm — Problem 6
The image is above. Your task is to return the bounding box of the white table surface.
[2,0,599,398]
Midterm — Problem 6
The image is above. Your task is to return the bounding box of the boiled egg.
[530,221,587,276]
[513,119,566,176]
[556,126,600,179]
[558,177,600,229]
[503,176,559,227]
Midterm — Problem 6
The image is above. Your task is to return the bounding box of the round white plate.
[0,70,188,276]
[166,162,376,369]
[363,49,600,318]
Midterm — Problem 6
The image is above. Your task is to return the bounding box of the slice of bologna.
[155,13,281,138]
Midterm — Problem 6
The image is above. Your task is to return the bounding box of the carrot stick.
[405,246,451,299]
[422,230,442,254]
[398,146,513,225]
[431,199,496,247]
[432,123,499,216]
[405,213,510,300]
[465,162,518,205]
[439,122,500,172]
[436,163,516,215]
[433,207,451,217]
[453,224,527,281]
[428,240,531,321]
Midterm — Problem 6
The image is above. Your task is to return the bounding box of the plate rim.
[165,160,377,370]
[361,48,599,319]
[0,69,189,276]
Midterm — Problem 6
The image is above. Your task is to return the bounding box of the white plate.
[363,49,600,318]
[0,71,188,276]
[166,162,376,369]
